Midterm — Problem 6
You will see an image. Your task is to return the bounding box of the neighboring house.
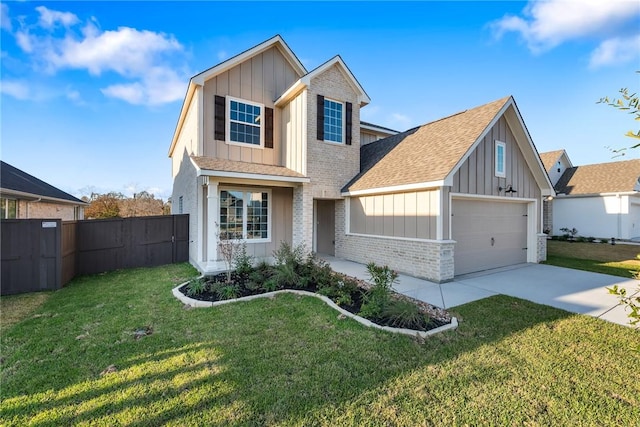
[169,35,554,282]
[539,149,573,232]
[541,152,640,240]
[0,161,87,220]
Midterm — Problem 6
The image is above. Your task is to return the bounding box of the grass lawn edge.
[172,281,459,339]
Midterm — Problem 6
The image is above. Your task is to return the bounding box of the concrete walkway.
[324,257,639,327]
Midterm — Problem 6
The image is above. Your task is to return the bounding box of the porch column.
[292,183,313,249]
[206,179,219,262]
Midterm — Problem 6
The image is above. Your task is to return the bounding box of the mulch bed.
[178,272,452,332]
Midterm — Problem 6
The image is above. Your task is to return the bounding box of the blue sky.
[1,1,639,201]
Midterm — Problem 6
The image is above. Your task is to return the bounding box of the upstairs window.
[316,94,352,145]
[228,97,263,146]
[495,140,506,178]
[214,95,274,148]
[324,99,344,143]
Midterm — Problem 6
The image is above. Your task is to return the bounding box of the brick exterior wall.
[17,200,80,220]
[293,184,313,248]
[337,197,454,283]
[171,151,199,265]
[537,233,547,262]
[306,64,361,199]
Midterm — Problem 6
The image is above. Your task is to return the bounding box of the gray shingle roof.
[554,158,640,195]
[343,96,511,192]
[0,161,85,204]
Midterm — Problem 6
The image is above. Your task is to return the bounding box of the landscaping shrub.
[233,244,254,277]
[382,299,430,330]
[177,242,448,332]
[185,277,208,296]
[359,263,398,320]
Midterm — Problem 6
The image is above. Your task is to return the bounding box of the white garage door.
[452,199,528,275]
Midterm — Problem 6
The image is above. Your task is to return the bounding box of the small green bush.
[233,244,255,276]
[211,282,240,300]
[359,263,398,319]
[382,299,429,330]
[185,277,208,296]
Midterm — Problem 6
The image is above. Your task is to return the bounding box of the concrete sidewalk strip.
[324,256,639,328]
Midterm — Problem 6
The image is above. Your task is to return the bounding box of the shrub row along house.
[169,35,554,282]
[540,150,640,240]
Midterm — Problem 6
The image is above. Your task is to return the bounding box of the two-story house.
[170,35,554,282]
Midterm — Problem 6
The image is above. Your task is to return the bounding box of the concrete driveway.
[325,258,639,327]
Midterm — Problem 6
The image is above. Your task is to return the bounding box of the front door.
[315,200,335,255]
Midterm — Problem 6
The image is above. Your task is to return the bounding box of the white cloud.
[0,80,30,100]
[35,6,79,29]
[589,35,640,68]
[102,66,186,105]
[391,113,411,129]
[491,0,639,52]
[217,50,228,61]
[1,3,12,32]
[8,6,188,106]
[45,23,182,77]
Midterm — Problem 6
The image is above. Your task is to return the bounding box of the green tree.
[600,73,640,332]
[597,71,640,156]
[84,192,124,219]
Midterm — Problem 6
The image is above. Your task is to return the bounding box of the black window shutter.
[214,95,226,141]
[264,107,274,148]
[317,94,324,141]
[345,102,353,145]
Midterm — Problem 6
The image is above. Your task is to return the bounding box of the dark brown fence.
[1,215,189,296]
[1,219,63,295]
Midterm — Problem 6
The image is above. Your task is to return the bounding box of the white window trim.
[225,96,265,149]
[323,97,345,144]
[495,140,506,178]
[219,187,272,243]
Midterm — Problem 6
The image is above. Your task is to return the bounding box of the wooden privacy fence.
[1,215,189,296]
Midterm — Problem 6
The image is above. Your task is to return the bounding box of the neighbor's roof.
[191,157,308,181]
[539,149,567,173]
[343,96,511,193]
[554,158,640,195]
[0,161,86,204]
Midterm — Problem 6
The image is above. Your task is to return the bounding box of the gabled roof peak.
[192,34,307,85]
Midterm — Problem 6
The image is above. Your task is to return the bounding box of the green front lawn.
[2,264,639,425]
[545,241,640,278]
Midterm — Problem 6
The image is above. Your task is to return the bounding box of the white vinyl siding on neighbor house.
[348,190,440,240]
[553,195,638,240]
[495,140,506,178]
[219,188,270,241]
[324,98,344,143]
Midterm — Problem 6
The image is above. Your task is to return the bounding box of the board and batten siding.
[349,190,440,240]
[451,116,542,200]
[202,46,300,165]
[280,90,307,176]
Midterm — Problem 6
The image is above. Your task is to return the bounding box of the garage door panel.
[452,199,528,275]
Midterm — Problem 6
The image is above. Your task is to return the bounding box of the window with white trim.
[219,189,270,241]
[227,97,263,146]
[0,198,17,219]
[495,141,506,178]
[324,98,344,143]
